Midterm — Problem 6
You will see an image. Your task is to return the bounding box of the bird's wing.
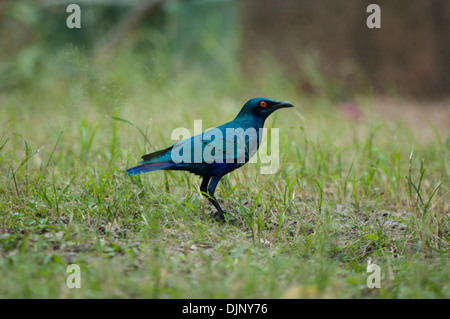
[168,126,260,164]
[169,130,209,164]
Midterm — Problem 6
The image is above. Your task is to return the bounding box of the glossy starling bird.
[126,97,293,221]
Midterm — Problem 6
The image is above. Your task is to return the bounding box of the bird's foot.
[211,210,237,223]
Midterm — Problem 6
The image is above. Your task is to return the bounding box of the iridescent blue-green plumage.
[126,97,293,221]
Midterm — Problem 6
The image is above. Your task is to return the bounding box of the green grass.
[0,45,449,298]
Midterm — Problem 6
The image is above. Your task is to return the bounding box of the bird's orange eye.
[260,101,267,107]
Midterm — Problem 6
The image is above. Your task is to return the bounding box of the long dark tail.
[126,162,174,175]
[126,145,175,175]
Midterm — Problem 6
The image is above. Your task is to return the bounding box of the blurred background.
[0,0,449,136]
[1,1,449,299]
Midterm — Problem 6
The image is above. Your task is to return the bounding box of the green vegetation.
[0,5,449,298]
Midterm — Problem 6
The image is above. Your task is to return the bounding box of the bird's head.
[235,97,294,123]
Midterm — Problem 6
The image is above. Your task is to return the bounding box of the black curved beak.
[273,102,294,110]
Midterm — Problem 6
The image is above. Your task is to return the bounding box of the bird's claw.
[211,210,237,223]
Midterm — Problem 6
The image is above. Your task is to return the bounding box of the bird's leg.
[200,175,231,221]
[200,175,211,195]
[207,176,228,221]
[200,175,223,220]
